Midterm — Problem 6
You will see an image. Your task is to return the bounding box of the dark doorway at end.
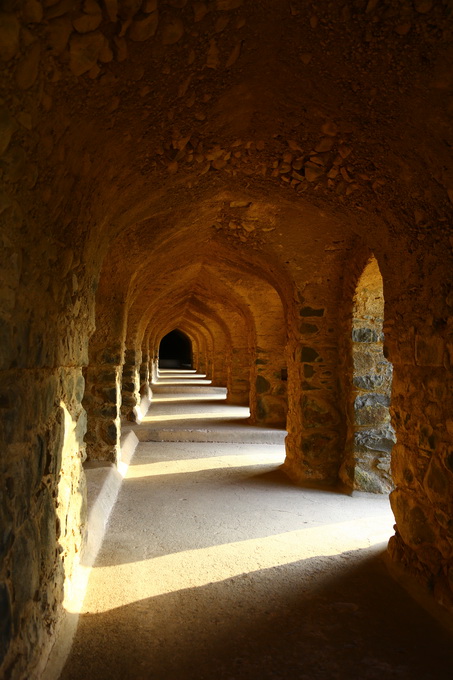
[159,329,193,369]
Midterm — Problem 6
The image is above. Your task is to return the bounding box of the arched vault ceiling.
[132,269,256,347]
[21,0,450,270]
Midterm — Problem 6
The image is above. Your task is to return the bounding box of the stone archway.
[159,329,193,369]
[349,255,395,493]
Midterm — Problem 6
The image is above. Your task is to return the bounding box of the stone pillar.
[1,364,88,676]
[349,322,394,493]
[197,350,207,375]
[284,305,345,485]
[388,320,453,609]
[140,353,150,389]
[150,351,159,382]
[121,348,141,421]
[227,347,250,406]
[253,349,288,427]
[84,349,123,463]
[140,354,153,399]
[210,347,229,387]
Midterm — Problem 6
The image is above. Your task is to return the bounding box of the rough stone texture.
[1,0,453,675]
[337,256,395,494]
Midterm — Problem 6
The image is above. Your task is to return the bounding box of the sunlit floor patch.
[73,516,392,614]
[59,378,453,680]
[125,451,284,478]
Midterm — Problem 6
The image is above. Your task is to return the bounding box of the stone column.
[284,305,345,485]
[227,347,250,406]
[349,322,394,493]
[84,349,123,463]
[388,319,453,608]
[253,349,288,427]
[210,346,230,387]
[121,348,141,421]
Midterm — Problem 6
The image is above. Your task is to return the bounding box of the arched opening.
[350,255,395,493]
[159,329,193,369]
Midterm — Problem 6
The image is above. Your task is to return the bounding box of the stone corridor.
[1,1,453,677]
[58,374,453,680]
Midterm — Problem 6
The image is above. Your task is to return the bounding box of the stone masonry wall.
[284,301,345,485]
[350,257,395,493]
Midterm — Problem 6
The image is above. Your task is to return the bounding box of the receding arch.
[159,329,193,369]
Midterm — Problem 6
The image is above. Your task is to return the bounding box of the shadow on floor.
[60,549,453,680]
[244,467,351,494]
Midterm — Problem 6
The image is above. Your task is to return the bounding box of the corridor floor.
[59,372,453,680]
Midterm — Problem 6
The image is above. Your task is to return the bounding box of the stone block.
[301,346,319,362]
[352,327,378,343]
[415,334,444,366]
[300,322,318,334]
[302,395,339,429]
[354,392,390,426]
[75,373,85,403]
[11,521,40,626]
[423,455,452,505]
[354,465,392,494]
[300,430,340,476]
[38,486,57,579]
[75,409,87,446]
[390,489,435,553]
[0,493,13,572]
[105,422,119,445]
[0,583,12,666]
[353,373,384,389]
[354,425,396,454]
[47,406,64,476]
[101,386,118,403]
[256,395,286,426]
[255,374,270,394]
[69,31,106,77]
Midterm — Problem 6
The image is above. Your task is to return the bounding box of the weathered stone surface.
[129,11,159,41]
[0,584,12,666]
[23,0,44,23]
[0,13,20,60]
[103,0,118,20]
[354,466,391,494]
[255,374,270,394]
[390,490,436,554]
[301,347,319,362]
[355,393,390,409]
[45,16,73,54]
[353,373,384,389]
[354,393,390,426]
[161,16,184,44]
[352,327,378,343]
[11,521,40,621]
[0,496,13,573]
[415,334,444,366]
[300,307,324,317]
[0,145,28,183]
[0,109,16,157]
[302,395,339,429]
[39,486,57,579]
[1,2,453,674]
[73,10,103,33]
[69,31,105,76]
[354,426,396,455]
[300,322,318,334]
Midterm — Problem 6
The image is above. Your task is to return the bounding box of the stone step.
[135,425,286,445]
[151,384,225,394]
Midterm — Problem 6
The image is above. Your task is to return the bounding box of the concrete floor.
[59,372,453,680]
